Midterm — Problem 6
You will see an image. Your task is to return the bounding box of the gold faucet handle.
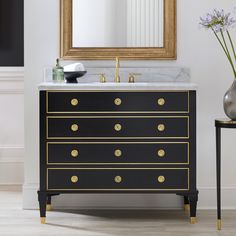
[128,73,142,83]
[128,74,135,83]
[99,74,106,83]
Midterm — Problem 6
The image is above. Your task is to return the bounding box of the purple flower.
[200,9,236,33]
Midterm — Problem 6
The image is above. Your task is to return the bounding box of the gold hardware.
[157,124,165,132]
[190,217,197,224]
[157,98,165,106]
[71,98,79,106]
[71,149,79,158]
[99,74,106,83]
[114,124,122,131]
[157,149,165,158]
[114,149,122,157]
[157,176,165,183]
[217,219,222,230]
[40,217,46,224]
[114,57,120,83]
[184,204,190,212]
[71,176,79,183]
[128,74,135,83]
[71,124,79,132]
[114,176,122,183]
[114,98,122,106]
[46,204,52,211]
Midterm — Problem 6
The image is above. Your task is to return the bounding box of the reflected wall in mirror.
[73,0,164,48]
[61,0,176,60]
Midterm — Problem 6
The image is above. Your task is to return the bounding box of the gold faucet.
[114,57,120,83]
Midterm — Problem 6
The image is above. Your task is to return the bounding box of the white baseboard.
[0,184,22,191]
[23,184,236,210]
[0,146,24,163]
[0,67,24,93]
[0,146,24,185]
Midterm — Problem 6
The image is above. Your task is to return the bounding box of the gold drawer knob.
[157,176,165,183]
[114,98,122,106]
[114,176,122,183]
[157,98,165,106]
[71,98,79,106]
[71,124,79,132]
[157,149,165,158]
[114,149,122,157]
[157,124,165,132]
[114,123,122,131]
[71,149,79,158]
[71,176,79,183]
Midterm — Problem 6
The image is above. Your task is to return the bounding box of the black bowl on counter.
[64,71,87,83]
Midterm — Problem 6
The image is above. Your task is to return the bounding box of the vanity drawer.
[47,91,189,113]
[47,142,189,165]
[47,168,189,191]
[47,116,189,139]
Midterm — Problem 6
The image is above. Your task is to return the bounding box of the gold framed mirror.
[60,0,176,60]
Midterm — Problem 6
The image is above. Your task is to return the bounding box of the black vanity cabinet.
[38,90,198,224]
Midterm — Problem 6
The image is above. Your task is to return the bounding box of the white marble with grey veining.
[44,67,190,83]
[40,67,196,90]
[38,81,197,91]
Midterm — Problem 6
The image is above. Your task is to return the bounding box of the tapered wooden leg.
[216,127,221,230]
[184,196,190,212]
[189,193,198,224]
[38,191,47,224]
[46,195,52,211]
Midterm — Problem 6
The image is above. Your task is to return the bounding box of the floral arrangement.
[200,9,236,78]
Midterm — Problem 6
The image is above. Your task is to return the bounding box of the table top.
[215,118,236,128]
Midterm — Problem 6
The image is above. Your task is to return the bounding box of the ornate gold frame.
[60,0,176,60]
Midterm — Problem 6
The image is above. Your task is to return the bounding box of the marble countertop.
[38,81,197,91]
[39,67,197,90]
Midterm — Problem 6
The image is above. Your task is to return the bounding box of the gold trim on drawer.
[46,116,189,140]
[46,168,190,191]
[46,91,190,114]
[46,142,190,165]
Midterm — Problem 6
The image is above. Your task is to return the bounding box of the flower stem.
[220,29,236,78]
[226,30,236,61]
[213,30,230,60]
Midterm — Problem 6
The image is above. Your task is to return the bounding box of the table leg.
[216,127,221,230]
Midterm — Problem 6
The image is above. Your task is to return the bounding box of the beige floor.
[0,191,235,236]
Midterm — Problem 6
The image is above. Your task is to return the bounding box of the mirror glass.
[72,0,164,48]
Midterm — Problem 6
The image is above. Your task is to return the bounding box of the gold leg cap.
[40,217,46,224]
[217,220,222,230]
[190,217,197,224]
[46,204,52,211]
[184,204,190,212]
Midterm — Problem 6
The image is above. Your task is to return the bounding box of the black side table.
[215,119,236,230]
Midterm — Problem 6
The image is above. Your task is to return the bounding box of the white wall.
[0,67,24,188]
[73,0,127,47]
[24,0,236,209]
